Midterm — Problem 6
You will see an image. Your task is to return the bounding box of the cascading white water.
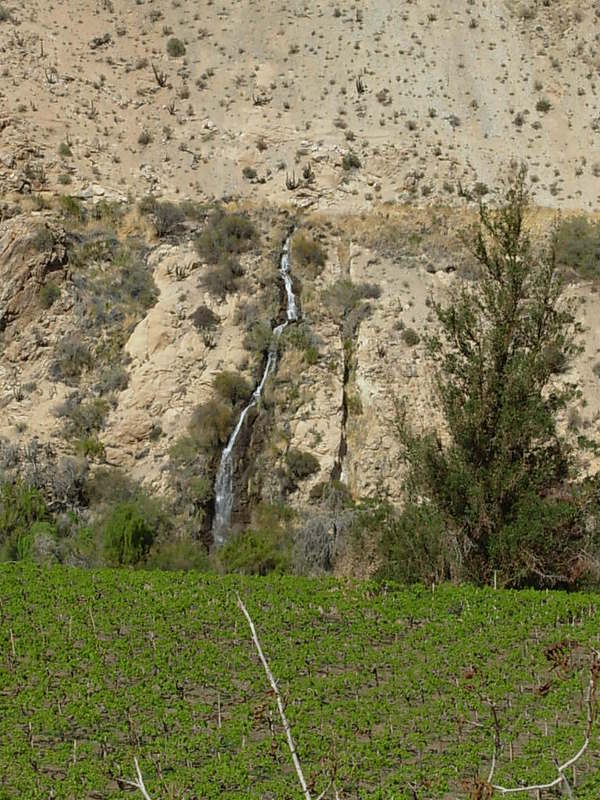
[212,234,297,545]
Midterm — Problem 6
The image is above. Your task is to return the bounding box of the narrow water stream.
[212,233,297,545]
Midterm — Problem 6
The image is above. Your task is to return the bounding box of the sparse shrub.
[58,141,72,158]
[138,194,157,216]
[554,216,600,279]
[28,521,60,565]
[195,209,258,264]
[217,504,293,575]
[292,510,345,575]
[536,97,552,113]
[111,245,158,311]
[281,322,320,365]
[188,399,234,453]
[293,494,387,576]
[85,467,139,506]
[145,537,210,571]
[75,436,106,460]
[59,195,86,223]
[31,195,50,212]
[292,232,327,274]
[39,281,60,309]
[103,502,156,565]
[401,327,420,346]
[242,166,257,180]
[50,337,93,385]
[31,225,55,252]
[178,199,207,221]
[518,4,536,21]
[0,4,11,22]
[94,363,129,394]
[47,457,89,513]
[213,371,253,406]
[219,526,291,575]
[149,423,162,441]
[286,448,320,483]
[0,481,50,561]
[202,257,244,298]
[138,129,153,146]
[153,201,184,237]
[308,479,353,507]
[542,342,568,375]
[57,173,72,185]
[169,436,199,466]
[57,396,109,438]
[324,279,381,320]
[342,151,361,170]
[166,37,186,57]
[377,501,460,585]
[166,438,213,527]
[567,408,582,432]
[190,304,219,331]
[243,319,273,355]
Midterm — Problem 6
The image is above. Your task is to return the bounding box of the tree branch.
[487,702,501,785]
[490,655,599,796]
[121,757,153,800]
[237,594,314,800]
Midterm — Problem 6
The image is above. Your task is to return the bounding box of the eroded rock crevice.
[331,336,351,483]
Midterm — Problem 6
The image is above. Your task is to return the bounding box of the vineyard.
[1,564,599,799]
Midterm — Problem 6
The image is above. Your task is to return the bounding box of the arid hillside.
[2,1,600,575]
[1,0,600,210]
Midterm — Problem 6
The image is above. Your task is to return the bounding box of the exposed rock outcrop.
[0,217,66,333]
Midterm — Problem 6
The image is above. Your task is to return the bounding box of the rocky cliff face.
[0,216,67,333]
[1,200,599,548]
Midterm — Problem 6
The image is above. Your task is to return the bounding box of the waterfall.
[212,233,297,545]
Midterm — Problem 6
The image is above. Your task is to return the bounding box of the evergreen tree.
[383,167,596,587]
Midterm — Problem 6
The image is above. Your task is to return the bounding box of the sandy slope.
[1,0,599,210]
